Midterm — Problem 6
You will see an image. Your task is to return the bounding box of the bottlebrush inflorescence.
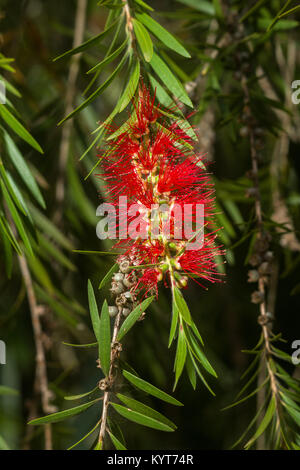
[98,86,223,298]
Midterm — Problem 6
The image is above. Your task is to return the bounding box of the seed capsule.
[113,273,124,282]
[108,306,118,317]
[110,281,124,295]
[122,308,131,317]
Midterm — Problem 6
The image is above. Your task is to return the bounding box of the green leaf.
[188,350,215,395]
[117,60,140,112]
[0,106,43,153]
[174,326,187,388]
[29,204,73,250]
[64,386,98,401]
[99,300,111,376]
[1,180,33,255]
[108,431,127,450]
[59,52,128,124]
[172,286,192,325]
[0,162,27,216]
[53,19,119,61]
[29,399,101,425]
[186,353,197,390]
[0,435,10,450]
[136,13,190,58]
[149,52,193,108]
[99,263,119,289]
[86,37,129,74]
[186,328,217,377]
[38,234,76,271]
[122,370,183,406]
[3,133,45,208]
[168,300,179,348]
[110,403,174,431]
[0,385,19,396]
[176,0,215,15]
[62,341,98,348]
[132,18,153,62]
[117,393,177,430]
[245,396,276,449]
[134,0,154,11]
[68,421,100,450]
[117,296,154,341]
[87,280,100,341]
[149,74,174,108]
[0,212,22,254]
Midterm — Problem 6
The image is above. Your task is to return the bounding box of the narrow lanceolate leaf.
[68,421,100,450]
[117,394,177,430]
[108,431,127,450]
[64,386,98,401]
[86,37,129,74]
[4,133,45,208]
[245,396,276,449]
[173,327,187,389]
[87,280,100,341]
[0,106,43,153]
[62,341,98,348]
[185,354,197,390]
[53,18,119,61]
[59,52,128,124]
[28,399,101,425]
[149,74,174,108]
[117,60,140,112]
[168,300,179,348]
[122,370,183,406]
[186,328,217,377]
[176,0,215,15]
[136,13,191,58]
[110,403,174,432]
[99,263,119,289]
[132,18,153,62]
[0,180,33,256]
[134,0,154,11]
[149,53,193,108]
[99,300,111,376]
[0,162,27,216]
[172,286,192,325]
[0,213,22,254]
[117,296,154,341]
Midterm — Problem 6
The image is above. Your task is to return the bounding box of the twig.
[18,255,54,450]
[241,76,282,448]
[98,307,123,448]
[54,0,87,223]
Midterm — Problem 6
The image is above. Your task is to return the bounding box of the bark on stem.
[98,307,123,448]
[54,0,87,223]
[18,254,53,450]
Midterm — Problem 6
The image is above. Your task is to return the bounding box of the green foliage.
[1,0,300,452]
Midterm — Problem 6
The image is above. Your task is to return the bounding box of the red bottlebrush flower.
[98,86,224,295]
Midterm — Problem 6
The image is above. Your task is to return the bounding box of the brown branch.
[98,307,123,448]
[241,75,282,448]
[17,255,54,450]
[54,0,87,224]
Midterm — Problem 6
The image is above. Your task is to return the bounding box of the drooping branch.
[54,0,87,223]
[17,254,55,450]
